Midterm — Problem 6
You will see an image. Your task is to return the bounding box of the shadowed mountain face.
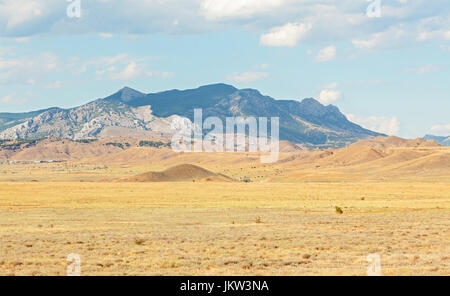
[0,83,384,148]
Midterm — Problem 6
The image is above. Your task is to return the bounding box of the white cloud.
[430,124,450,135]
[260,22,312,47]
[0,93,28,104]
[0,0,44,29]
[99,32,113,39]
[317,89,342,105]
[417,30,450,41]
[45,81,62,89]
[417,16,450,41]
[200,0,284,20]
[407,64,445,74]
[0,51,59,85]
[126,34,141,42]
[0,50,171,85]
[226,71,269,83]
[254,63,269,70]
[14,37,31,42]
[0,95,12,103]
[0,0,447,55]
[160,72,175,78]
[315,45,336,62]
[347,114,400,136]
[110,62,146,80]
[322,82,338,89]
[105,62,174,81]
[352,26,408,49]
[68,53,170,81]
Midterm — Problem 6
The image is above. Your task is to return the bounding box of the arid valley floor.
[0,136,449,275]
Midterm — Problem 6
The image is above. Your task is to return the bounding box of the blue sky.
[0,0,449,138]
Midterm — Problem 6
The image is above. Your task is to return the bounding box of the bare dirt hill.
[321,146,386,166]
[119,164,233,182]
[351,136,441,149]
[277,137,450,181]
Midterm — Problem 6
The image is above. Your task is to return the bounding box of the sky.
[0,0,449,138]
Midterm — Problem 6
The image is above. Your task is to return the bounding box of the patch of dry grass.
[0,181,449,275]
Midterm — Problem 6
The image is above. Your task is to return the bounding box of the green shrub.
[138,140,169,148]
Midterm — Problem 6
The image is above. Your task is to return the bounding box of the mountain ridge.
[424,134,450,146]
[0,83,384,148]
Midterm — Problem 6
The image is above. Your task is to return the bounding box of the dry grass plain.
[1,138,449,275]
[1,180,449,276]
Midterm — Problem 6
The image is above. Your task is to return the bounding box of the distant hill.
[424,135,450,146]
[0,84,384,148]
[119,164,233,182]
[351,136,442,149]
[1,136,449,181]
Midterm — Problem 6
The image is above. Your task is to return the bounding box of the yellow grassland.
[0,180,449,275]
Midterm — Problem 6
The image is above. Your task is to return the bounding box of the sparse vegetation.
[74,139,98,144]
[0,181,448,275]
[0,139,39,150]
[106,142,130,149]
[0,139,449,276]
[138,140,169,148]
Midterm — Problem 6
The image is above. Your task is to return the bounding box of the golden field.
[0,136,449,276]
[0,180,449,276]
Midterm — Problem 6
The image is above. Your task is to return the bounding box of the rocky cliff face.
[0,99,177,140]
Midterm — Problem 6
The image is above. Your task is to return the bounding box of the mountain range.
[423,135,450,146]
[0,83,384,148]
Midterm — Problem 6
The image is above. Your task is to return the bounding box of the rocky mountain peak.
[115,86,146,102]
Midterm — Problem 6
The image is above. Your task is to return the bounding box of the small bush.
[255,216,262,223]
[134,238,145,245]
[242,176,251,183]
[335,206,343,214]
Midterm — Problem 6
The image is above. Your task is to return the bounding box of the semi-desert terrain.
[0,136,449,275]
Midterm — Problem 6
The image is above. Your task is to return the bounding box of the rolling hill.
[1,136,448,182]
[119,164,233,182]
